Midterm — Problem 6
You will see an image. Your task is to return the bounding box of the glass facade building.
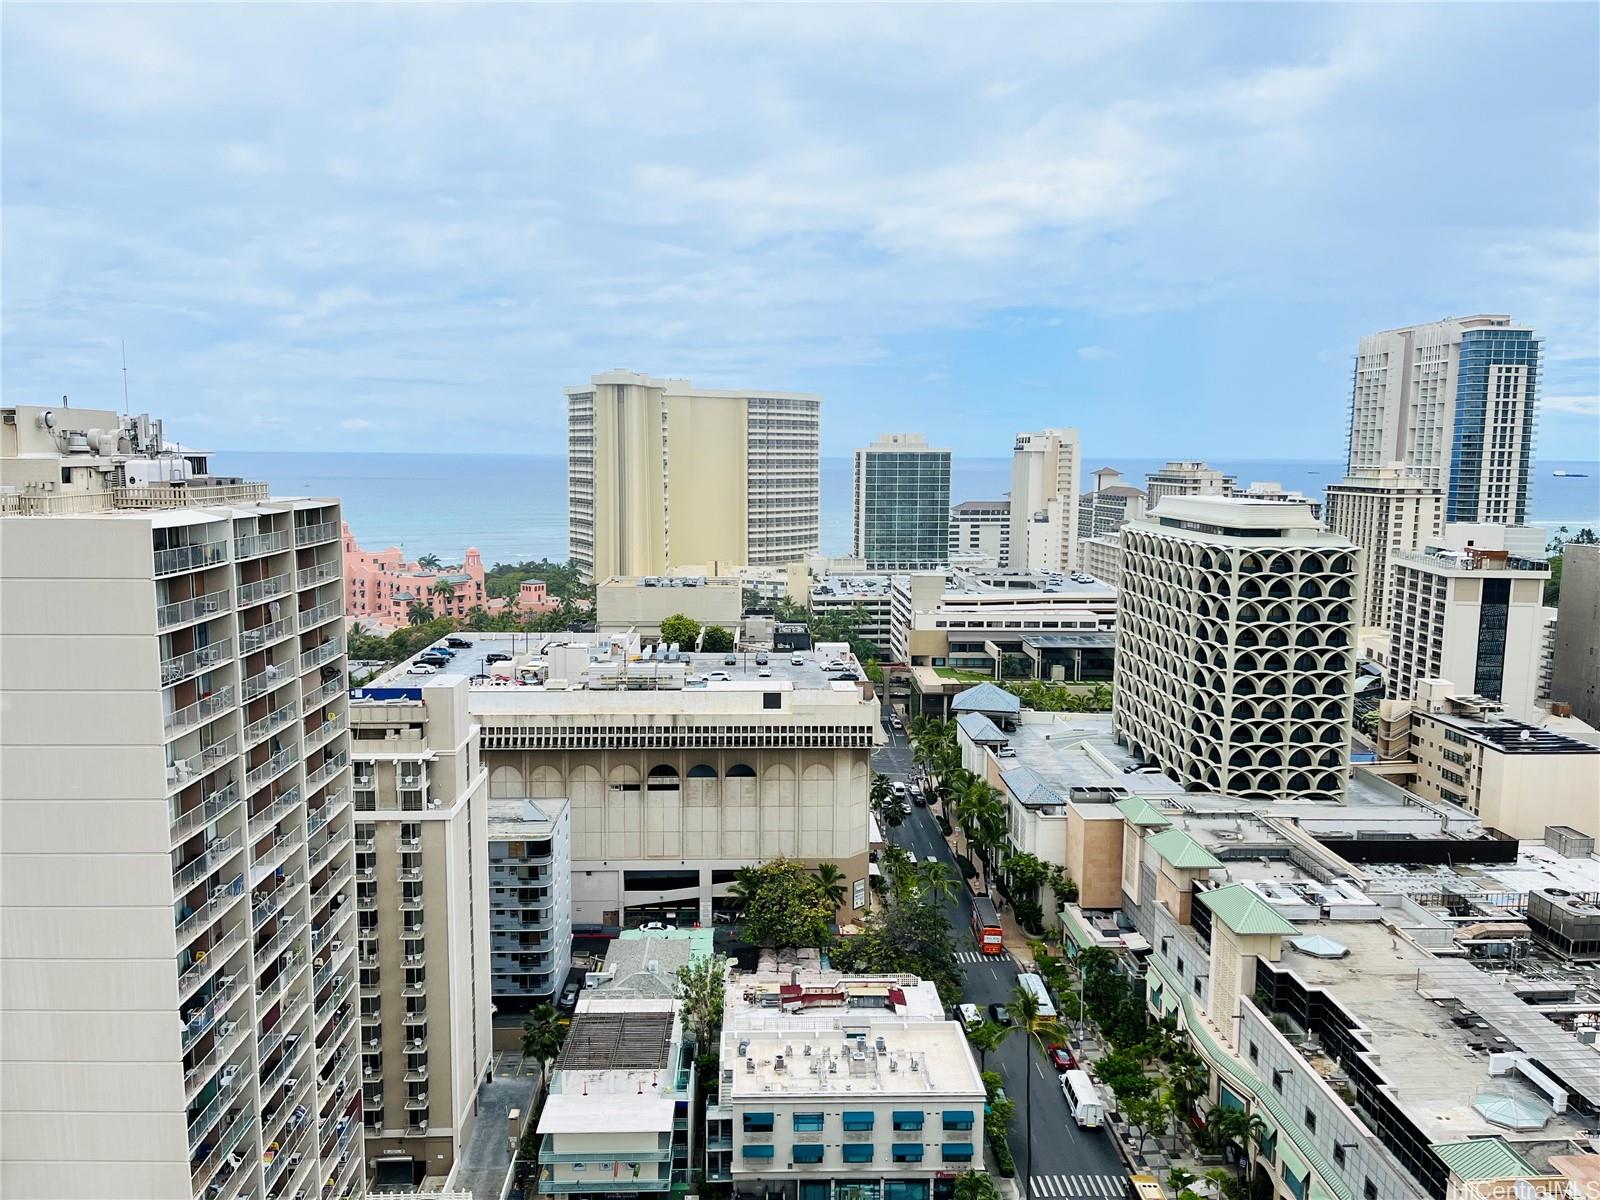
[853,435,951,571]
[1446,327,1539,525]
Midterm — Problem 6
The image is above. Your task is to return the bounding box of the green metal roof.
[1146,827,1223,871]
[1430,1138,1539,1182]
[1115,796,1171,828]
[1197,883,1298,936]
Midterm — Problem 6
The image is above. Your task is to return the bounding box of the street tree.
[965,1020,1013,1071]
[521,1003,567,1079]
[738,857,834,949]
[675,953,728,1047]
[1010,980,1070,1200]
[952,1172,1002,1200]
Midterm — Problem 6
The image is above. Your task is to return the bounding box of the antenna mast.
[121,341,130,415]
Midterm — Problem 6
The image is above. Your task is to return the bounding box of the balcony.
[154,538,229,578]
[400,923,424,940]
[397,865,422,884]
[177,873,245,947]
[402,1007,427,1026]
[165,688,235,739]
[403,1064,429,1084]
[305,714,345,752]
[402,979,427,999]
[162,639,233,688]
[251,786,301,833]
[296,561,340,589]
[302,676,344,713]
[237,573,291,608]
[239,618,294,654]
[399,895,424,913]
[310,826,351,871]
[253,917,306,977]
[251,873,301,932]
[181,975,243,1057]
[174,832,242,897]
[244,703,297,748]
[236,529,291,560]
[245,748,296,796]
[309,860,353,910]
[298,600,341,632]
[170,780,242,846]
[190,1100,254,1195]
[158,587,229,632]
[183,1011,250,1102]
[404,1094,430,1111]
[306,751,348,793]
[296,521,338,547]
[178,921,248,1008]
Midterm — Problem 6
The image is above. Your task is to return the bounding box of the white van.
[1062,1069,1105,1128]
[1015,971,1056,1021]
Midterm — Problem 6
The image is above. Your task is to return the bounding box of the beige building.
[566,370,821,582]
[1388,543,1549,720]
[1008,428,1081,572]
[1142,460,1236,509]
[1077,531,1123,588]
[349,678,490,1185]
[948,499,1010,567]
[1323,468,1444,628]
[1,404,361,1200]
[595,573,743,640]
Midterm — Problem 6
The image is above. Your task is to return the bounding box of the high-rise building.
[1347,315,1540,525]
[566,371,821,582]
[852,434,951,570]
[349,678,490,1181]
[488,797,573,1015]
[1323,467,1444,628]
[1388,543,1550,721]
[1077,466,1146,540]
[1007,428,1080,571]
[0,403,362,1200]
[1551,544,1600,727]
[1142,460,1236,510]
[1113,496,1360,802]
[947,499,1010,566]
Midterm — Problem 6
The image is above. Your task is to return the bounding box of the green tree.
[416,553,443,571]
[952,1172,1002,1200]
[918,859,958,905]
[724,865,760,915]
[738,857,834,949]
[675,953,727,1048]
[432,578,456,600]
[701,625,734,653]
[1204,1105,1267,1185]
[407,601,432,626]
[813,863,847,909]
[1093,1046,1154,1107]
[1010,980,1070,1200]
[965,1020,1013,1071]
[870,773,891,806]
[831,873,962,1001]
[658,613,702,649]
[520,1003,567,1077]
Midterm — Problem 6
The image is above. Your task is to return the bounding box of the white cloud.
[1544,396,1599,417]
[1077,346,1112,362]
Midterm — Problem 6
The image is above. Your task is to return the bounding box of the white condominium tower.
[1143,460,1236,509]
[566,370,820,581]
[1,404,361,1200]
[1323,467,1444,628]
[1008,427,1081,571]
[853,433,952,570]
[1347,314,1540,525]
[1113,495,1361,802]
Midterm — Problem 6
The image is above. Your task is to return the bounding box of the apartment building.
[1378,686,1600,840]
[1008,428,1081,572]
[705,969,986,1199]
[487,797,573,1014]
[1323,468,1444,628]
[566,370,821,581]
[1077,467,1146,540]
[366,634,878,933]
[1076,532,1124,588]
[853,434,952,571]
[809,575,895,656]
[535,998,697,1199]
[1551,543,1600,726]
[1113,496,1360,802]
[1388,544,1549,720]
[1347,315,1540,525]
[1142,460,1237,509]
[0,403,361,1200]
[347,678,490,1183]
[947,500,1010,567]
[889,567,1117,671]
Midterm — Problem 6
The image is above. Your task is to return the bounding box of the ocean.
[214,450,1600,566]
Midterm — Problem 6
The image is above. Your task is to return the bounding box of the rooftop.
[933,566,1117,601]
[596,930,717,999]
[1395,546,1549,575]
[557,1007,676,1072]
[486,796,565,841]
[950,682,1021,716]
[1139,494,1336,537]
[955,711,1007,744]
[1424,713,1599,756]
[951,499,1010,513]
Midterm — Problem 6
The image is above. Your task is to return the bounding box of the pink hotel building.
[342,524,556,630]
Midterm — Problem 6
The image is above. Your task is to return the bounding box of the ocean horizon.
[214,449,1600,566]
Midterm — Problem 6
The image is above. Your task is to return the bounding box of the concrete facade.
[1077,467,1146,541]
[1009,428,1081,572]
[566,371,821,581]
[1077,533,1123,589]
[947,500,1010,568]
[1323,469,1444,628]
[487,797,573,1013]
[1551,543,1600,727]
[595,574,743,640]
[1143,460,1237,509]
[1,404,362,1200]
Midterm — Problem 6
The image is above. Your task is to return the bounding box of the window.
[792,1144,824,1164]
[842,1111,875,1131]
[743,1112,774,1133]
[892,1145,924,1163]
[1364,1183,1378,1200]
[1304,1108,1317,1134]
[1333,1143,1346,1168]
[1248,1042,1259,1064]
[842,1144,874,1164]
[801,1184,829,1200]
[1272,1069,1284,1093]
[792,1113,824,1132]
[941,1110,974,1131]
[941,1143,975,1162]
[1193,978,1203,998]
[892,1111,924,1131]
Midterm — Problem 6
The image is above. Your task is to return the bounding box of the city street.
[873,729,1132,1199]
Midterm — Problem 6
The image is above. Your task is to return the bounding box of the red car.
[1047,1044,1076,1072]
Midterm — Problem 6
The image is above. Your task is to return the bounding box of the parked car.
[996,745,1017,759]
[956,1003,982,1031]
[925,855,939,866]
[416,655,449,668]
[406,663,439,675]
[485,651,511,664]
[755,651,769,665]
[723,653,738,666]
[758,668,772,678]
[1047,1044,1077,1072]
[639,921,674,932]
[558,983,580,1011]
[790,655,804,666]
[988,1003,1013,1026]
[430,646,456,658]
[445,636,473,649]
[708,671,731,682]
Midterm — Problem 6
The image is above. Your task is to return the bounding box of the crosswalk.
[955,950,1015,964]
[1029,1174,1129,1198]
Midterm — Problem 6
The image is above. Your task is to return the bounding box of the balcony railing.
[235,529,292,559]
[306,751,348,793]
[242,664,293,702]
[165,687,235,737]
[181,975,243,1056]
[295,521,338,547]
[309,860,353,911]
[177,922,247,1007]
[157,587,230,632]
[174,832,242,896]
[305,713,345,752]
[239,618,294,654]
[245,748,296,796]
[298,600,340,631]
[251,786,301,831]
[177,872,245,946]
[302,676,343,714]
[237,573,291,608]
[162,639,233,687]
[296,561,340,589]
[244,703,297,747]
[184,1014,251,1102]
[299,638,341,673]
[254,916,306,975]
[154,539,229,578]
[170,780,242,846]
[252,872,301,932]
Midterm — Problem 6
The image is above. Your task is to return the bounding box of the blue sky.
[4,3,1597,460]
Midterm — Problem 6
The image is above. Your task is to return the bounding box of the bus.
[1015,971,1056,1021]
[1062,1069,1106,1129]
[970,895,1004,955]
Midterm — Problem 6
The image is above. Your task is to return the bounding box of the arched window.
[727,764,756,778]
[647,765,680,791]
[687,764,717,779]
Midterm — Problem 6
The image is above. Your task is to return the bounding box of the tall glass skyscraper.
[852,433,952,570]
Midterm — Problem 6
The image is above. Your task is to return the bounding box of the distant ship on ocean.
[1553,469,1590,478]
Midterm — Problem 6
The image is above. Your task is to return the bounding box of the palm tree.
[417,553,443,571]
[918,859,958,904]
[870,772,891,806]
[406,602,431,626]
[952,1171,1002,1200]
[813,863,846,909]
[1010,980,1070,1200]
[432,578,456,600]
[965,1019,1013,1071]
[724,865,761,915]
[521,1002,567,1083]
[879,845,915,897]
[1205,1105,1267,1185]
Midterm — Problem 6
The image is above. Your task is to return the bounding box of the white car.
[790,655,804,666]
[406,663,438,674]
[708,670,731,681]
[758,668,772,678]
[956,1003,982,1032]
[891,781,908,798]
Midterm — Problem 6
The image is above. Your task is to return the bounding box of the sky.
[3,3,1597,460]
